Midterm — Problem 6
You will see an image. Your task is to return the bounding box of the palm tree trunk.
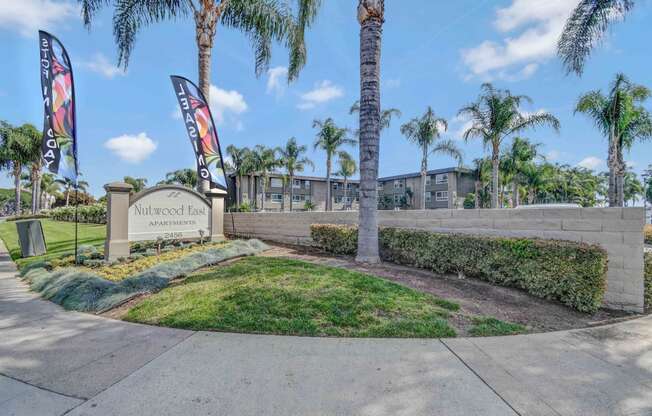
[607,129,617,207]
[512,181,519,208]
[474,180,481,209]
[249,174,254,208]
[491,151,500,209]
[344,177,349,210]
[289,174,294,212]
[420,144,427,210]
[528,189,535,205]
[356,0,384,263]
[195,6,218,195]
[261,176,266,211]
[13,164,21,215]
[326,156,332,211]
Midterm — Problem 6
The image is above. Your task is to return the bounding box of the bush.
[21,239,269,312]
[5,213,50,222]
[310,224,608,313]
[49,204,107,224]
[645,225,652,245]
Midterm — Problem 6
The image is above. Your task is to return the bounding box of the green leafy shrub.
[645,252,651,312]
[310,225,608,313]
[5,213,50,222]
[645,225,652,245]
[21,239,269,312]
[49,204,107,224]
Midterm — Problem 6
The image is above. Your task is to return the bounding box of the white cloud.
[83,53,125,79]
[0,0,77,37]
[450,114,474,140]
[266,66,288,96]
[577,156,605,170]
[461,0,579,80]
[546,149,561,161]
[384,78,401,88]
[170,84,248,128]
[298,80,344,110]
[104,133,157,163]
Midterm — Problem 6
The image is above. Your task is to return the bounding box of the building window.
[293,179,301,189]
[435,191,448,201]
[333,182,340,190]
[292,194,304,202]
[425,176,432,186]
[435,174,448,184]
[425,192,432,202]
[270,193,283,203]
[304,180,311,188]
[334,196,343,203]
[270,178,283,188]
[394,180,403,189]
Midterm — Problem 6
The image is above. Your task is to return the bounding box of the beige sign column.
[104,182,133,261]
[206,188,228,241]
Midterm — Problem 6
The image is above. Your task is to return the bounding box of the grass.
[468,317,526,337]
[0,219,105,268]
[125,256,461,338]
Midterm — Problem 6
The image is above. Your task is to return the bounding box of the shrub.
[645,225,652,245]
[49,204,107,224]
[5,213,50,222]
[310,224,608,313]
[21,239,269,312]
[645,252,651,312]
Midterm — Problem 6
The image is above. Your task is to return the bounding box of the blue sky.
[1,0,652,197]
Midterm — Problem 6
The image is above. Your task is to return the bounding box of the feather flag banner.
[170,75,228,191]
[38,30,78,181]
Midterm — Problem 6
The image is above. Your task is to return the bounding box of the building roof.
[228,172,359,184]
[377,167,473,182]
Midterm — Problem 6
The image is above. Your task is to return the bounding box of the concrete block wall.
[224,208,645,312]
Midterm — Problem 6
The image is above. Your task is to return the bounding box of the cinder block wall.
[224,208,645,312]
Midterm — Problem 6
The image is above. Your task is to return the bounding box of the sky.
[1,0,652,198]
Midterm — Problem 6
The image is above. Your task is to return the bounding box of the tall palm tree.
[241,148,259,209]
[226,145,249,209]
[501,137,540,207]
[0,122,35,215]
[313,118,355,211]
[472,157,492,209]
[10,124,43,214]
[123,176,148,193]
[277,137,313,211]
[356,0,384,263]
[459,83,560,208]
[81,0,321,191]
[558,0,635,75]
[252,145,279,211]
[349,100,401,136]
[160,169,198,189]
[55,177,90,206]
[334,152,356,210]
[39,173,60,209]
[575,73,652,206]
[400,107,463,210]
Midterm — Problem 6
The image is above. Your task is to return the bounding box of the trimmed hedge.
[310,224,608,313]
[645,225,652,245]
[48,204,107,224]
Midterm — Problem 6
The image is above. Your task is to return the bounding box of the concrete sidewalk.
[1,243,651,415]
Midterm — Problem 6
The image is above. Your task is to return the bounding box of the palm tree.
[252,145,279,211]
[575,73,652,206]
[82,0,321,191]
[241,149,259,209]
[313,118,355,211]
[459,83,560,208]
[160,169,198,189]
[226,145,249,209]
[501,137,540,207]
[472,157,492,209]
[356,0,385,263]
[123,176,148,193]
[39,173,60,209]
[400,107,463,210]
[9,124,43,214]
[349,100,401,137]
[334,152,357,210]
[0,122,35,215]
[558,0,635,75]
[54,177,90,206]
[623,169,643,207]
[277,138,313,211]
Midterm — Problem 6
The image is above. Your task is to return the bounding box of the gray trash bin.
[15,220,47,257]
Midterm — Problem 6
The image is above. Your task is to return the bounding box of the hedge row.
[645,225,652,245]
[48,204,107,224]
[310,224,608,313]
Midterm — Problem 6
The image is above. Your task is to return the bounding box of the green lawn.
[126,256,461,338]
[0,219,106,268]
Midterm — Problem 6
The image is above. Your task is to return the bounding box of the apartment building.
[228,173,360,211]
[377,167,475,210]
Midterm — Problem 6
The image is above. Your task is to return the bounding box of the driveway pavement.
[1,242,651,416]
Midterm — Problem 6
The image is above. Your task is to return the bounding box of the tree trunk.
[195,6,218,195]
[249,174,254,209]
[343,177,349,210]
[512,181,519,208]
[491,149,499,209]
[528,189,535,205]
[289,174,294,212]
[261,177,266,211]
[326,156,332,211]
[356,0,384,263]
[281,179,286,212]
[474,180,481,209]
[607,128,617,207]
[615,144,625,207]
[420,144,427,210]
[13,164,21,215]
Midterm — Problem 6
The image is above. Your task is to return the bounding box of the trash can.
[15,220,47,257]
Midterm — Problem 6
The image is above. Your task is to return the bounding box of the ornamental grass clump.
[645,225,652,245]
[20,239,268,312]
[310,224,608,313]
